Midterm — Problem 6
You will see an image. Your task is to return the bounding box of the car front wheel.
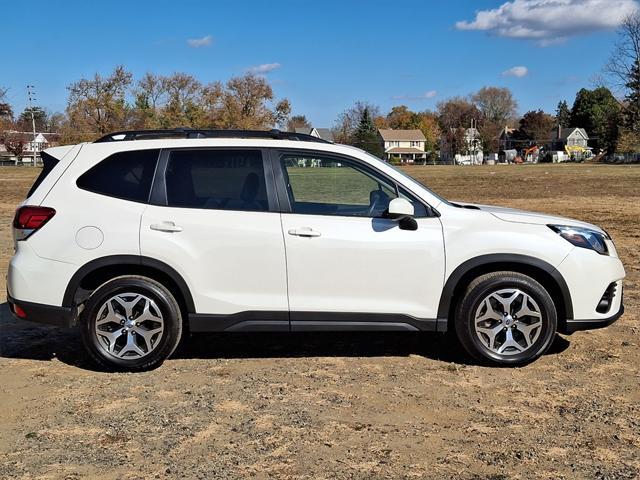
[454,271,557,366]
[80,275,183,371]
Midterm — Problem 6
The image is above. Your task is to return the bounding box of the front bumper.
[7,294,75,327]
[561,301,624,334]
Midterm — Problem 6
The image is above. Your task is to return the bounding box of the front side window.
[165,149,268,212]
[77,149,159,202]
[281,154,398,218]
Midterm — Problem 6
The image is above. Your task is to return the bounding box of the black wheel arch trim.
[437,253,573,323]
[62,255,195,313]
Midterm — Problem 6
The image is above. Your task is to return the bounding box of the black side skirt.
[188,311,440,333]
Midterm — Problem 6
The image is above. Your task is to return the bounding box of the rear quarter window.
[27,151,59,198]
[77,149,160,203]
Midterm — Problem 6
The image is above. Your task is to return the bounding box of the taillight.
[13,206,56,240]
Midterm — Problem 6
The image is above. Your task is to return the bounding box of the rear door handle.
[150,221,183,233]
[288,227,321,238]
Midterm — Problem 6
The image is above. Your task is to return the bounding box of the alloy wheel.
[94,293,164,359]
[473,288,543,356]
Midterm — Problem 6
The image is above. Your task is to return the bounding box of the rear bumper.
[561,303,624,334]
[7,294,75,327]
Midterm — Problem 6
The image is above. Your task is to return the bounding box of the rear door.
[140,148,289,330]
[274,150,445,331]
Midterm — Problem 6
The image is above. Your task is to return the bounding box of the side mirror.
[386,198,414,220]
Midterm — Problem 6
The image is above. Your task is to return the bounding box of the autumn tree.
[437,97,481,156]
[471,87,517,125]
[161,73,203,128]
[570,87,620,153]
[470,87,518,154]
[2,132,25,159]
[217,74,290,129]
[287,115,311,131]
[65,65,133,141]
[133,73,168,128]
[518,110,556,143]
[386,105,421,130]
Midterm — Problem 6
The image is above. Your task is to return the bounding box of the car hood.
[452,202,604,233]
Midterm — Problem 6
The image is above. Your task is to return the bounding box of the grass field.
[0,164,639,479]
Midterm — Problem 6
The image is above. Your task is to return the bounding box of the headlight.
[548,225,609,255]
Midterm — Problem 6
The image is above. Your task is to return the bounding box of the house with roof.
[0,131,59,164]
[551,127,591,159]
[294,127,334,142]
[378,129,426,163]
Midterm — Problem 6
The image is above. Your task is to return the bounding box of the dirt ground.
[0,164,638,480]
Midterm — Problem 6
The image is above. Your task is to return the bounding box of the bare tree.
[0,87,12,124]
[218,74,290,129]
[66,65,133,138]
[332,101,381,144]
[135,73,168,110]
[605,12,640,91]
[437,97,482,156]
[471,87,518,125]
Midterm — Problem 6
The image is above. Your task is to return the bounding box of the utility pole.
[27,85,37,166]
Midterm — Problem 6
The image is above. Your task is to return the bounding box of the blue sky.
[2,0,638,126]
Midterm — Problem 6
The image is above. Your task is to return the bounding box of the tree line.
[1,13,638,157]
[0,69,291,145]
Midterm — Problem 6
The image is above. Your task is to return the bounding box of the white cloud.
[392,90,438,100]
[246,63,282,75]
[456,0,639,46]
[502,66,529,77]
[187,35,213,48]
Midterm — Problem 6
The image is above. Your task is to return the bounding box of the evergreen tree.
[570,87,620,153]
[624,59,640,134]
[353,107,383,157]
[555,100,571,128]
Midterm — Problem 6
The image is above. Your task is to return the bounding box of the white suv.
[8,129,625,370]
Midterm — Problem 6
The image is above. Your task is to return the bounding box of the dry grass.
[0,163,638,480]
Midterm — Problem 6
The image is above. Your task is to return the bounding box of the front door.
[140,148,288,331]
[275,151,445,331]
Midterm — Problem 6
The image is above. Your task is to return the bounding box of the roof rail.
[93,128,332,144]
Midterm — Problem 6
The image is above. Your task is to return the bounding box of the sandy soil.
[0,164,638,480]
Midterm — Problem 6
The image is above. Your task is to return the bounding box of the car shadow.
[0,302,570,372]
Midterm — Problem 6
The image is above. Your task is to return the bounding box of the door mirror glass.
[386,198,414,219]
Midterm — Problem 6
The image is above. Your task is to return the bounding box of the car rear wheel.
[454,271,557,366]
[80,275,182,371]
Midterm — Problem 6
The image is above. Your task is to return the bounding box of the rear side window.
[77,149,159,202]
[27,151,59,198]
[165,149,268,212]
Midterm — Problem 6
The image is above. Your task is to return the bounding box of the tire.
[80,275,183,371]
[454,271,557,366]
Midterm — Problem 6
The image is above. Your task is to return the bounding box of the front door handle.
[150,221,183,233]
[288,227,321,238]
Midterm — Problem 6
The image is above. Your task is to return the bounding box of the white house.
[0,131,58,164]
[378,129,426,163]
